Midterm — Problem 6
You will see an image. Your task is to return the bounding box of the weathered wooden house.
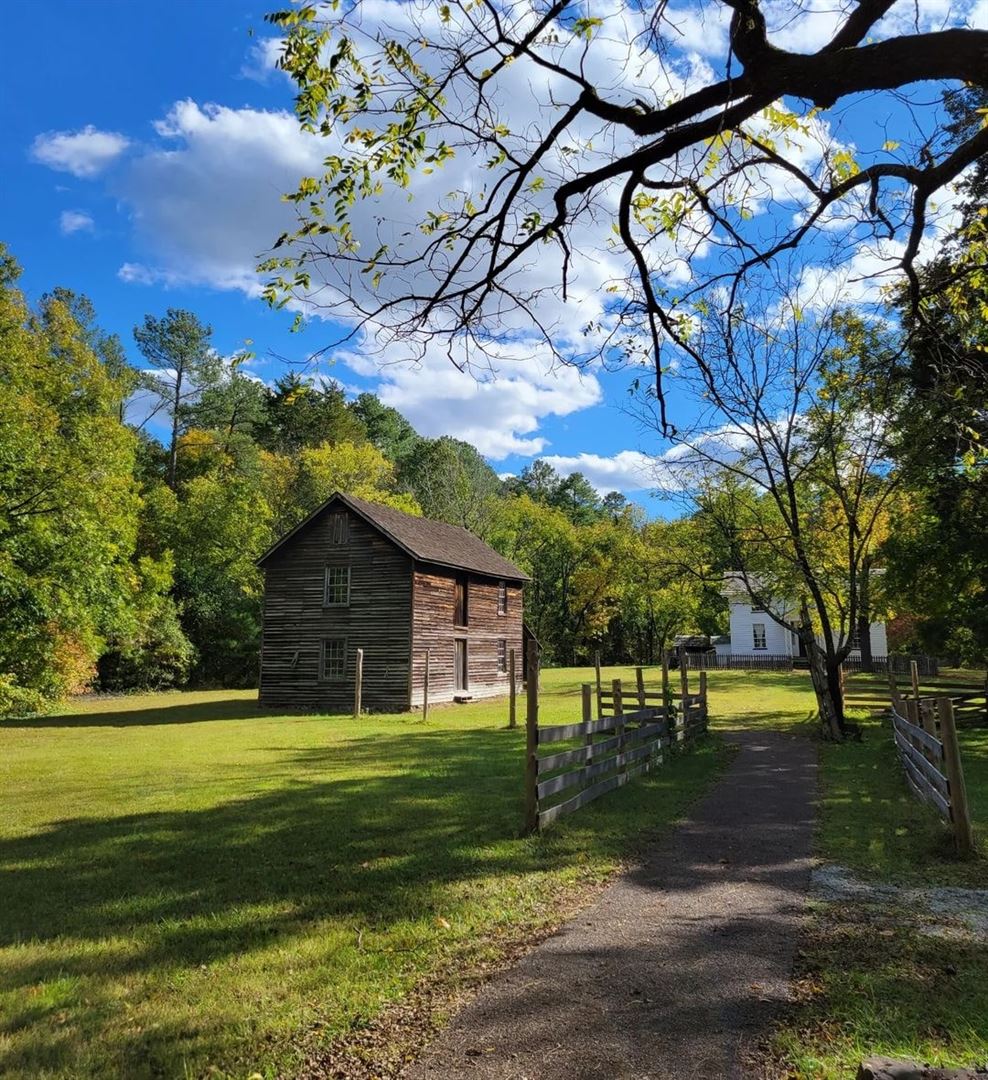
[256,492,528,712]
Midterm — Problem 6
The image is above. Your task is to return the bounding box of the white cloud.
[334,335,602,459]
[115,100,324,296]
[540,450,660,492]
[59,209,94,235]
[31,125,130,178]
[241,36,286,82]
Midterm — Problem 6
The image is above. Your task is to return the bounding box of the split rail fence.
[844,659,987,725]
[524,644,708,833]
[887,669,974,856]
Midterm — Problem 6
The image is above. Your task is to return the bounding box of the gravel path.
[404,729,817,1080]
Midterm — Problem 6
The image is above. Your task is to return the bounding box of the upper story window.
[752,623,767,650]
[324,564,351,606]
[849,626,861,650]
[454,574,469,626]
[329,512,348,545]
[751,603,765,613]
[497,580,508,616]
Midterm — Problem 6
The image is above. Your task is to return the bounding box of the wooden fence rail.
[889,691,974,856]
[525,654,708,833]
[683,653,794,672]
[845,658,986,724]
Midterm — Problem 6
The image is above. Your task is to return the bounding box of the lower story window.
[752,623,767,650]
[497,638,507,673]
[321,637,347,680]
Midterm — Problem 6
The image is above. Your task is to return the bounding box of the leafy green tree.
[134,309,222,488]
[258,372,366,454]
[166,473,272,686]
[399,436,501,534]
[263,440,420,537]
[265,3,986,429]
[184,360,269,453]
[349,392,420,465]
[0,250,145,710]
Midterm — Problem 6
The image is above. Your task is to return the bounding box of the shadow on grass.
[771,899,988,1077]
[818,717,988,886]
[0,718,729,1077]
[1,697,271,728]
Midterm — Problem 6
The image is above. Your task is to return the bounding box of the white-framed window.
[497,580,508,616]
[329,512,348,545]
[752,623,767,650]
[324,565,351,606]
[497,638,507,673]
[320,637,347,680]
[751,603,765,613]
[849,626,861,650]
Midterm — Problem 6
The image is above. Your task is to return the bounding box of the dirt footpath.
[404,729,817,1080]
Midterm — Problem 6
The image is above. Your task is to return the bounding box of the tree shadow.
[3,696,271,728]
[0,721,727,1076]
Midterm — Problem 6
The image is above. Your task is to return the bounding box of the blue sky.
[3,0,983,506]
[1,0,660,496]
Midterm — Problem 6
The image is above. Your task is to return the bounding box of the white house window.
[849,627,861,650]
[497,580,508,615]
[329,512,348,545]
[320,638,347,680]
[752,623,767,650]
[324,565,351,606]
[751,604,765,613]
[497,639,507,672]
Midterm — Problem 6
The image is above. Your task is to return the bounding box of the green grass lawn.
[0,666,731,1080]
[769,669,988,1080]
[4,664,985,1080]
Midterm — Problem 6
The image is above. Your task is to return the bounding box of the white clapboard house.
[718,574,888,661]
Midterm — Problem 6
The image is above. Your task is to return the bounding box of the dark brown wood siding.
[410,567,523,706]
[259,508,412,712]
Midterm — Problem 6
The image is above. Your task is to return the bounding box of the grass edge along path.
[762,694,988,1080]
[1,667,732,1080]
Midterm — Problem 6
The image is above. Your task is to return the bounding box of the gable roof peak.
[257,491,529,581]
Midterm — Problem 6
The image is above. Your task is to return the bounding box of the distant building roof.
[257,491,530,581]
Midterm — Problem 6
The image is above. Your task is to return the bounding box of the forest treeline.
[0,245,734,713]
[2,221,985,714]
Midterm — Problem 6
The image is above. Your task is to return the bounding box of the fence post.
[612,678,626,780]
[919,699,938,764]
[353,648,364,719]
[422,648,430,722]
[508,648,517,729]
[910,659,921,703]
[661,651,671,716]
[699,670,708,730]
[887,666,904,716]
[937,696,975,858]
[680,662,690,741]
[582,683,593,765]
[636,665,646,715]
[524,640,540,835]
[594,650,603,718]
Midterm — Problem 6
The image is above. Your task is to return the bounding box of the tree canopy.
[264,0,988,425]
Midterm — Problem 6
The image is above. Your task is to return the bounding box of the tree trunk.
[800,600,845,739]
[806,639,845,739]
[168,368,183,490]
[857,554,874,673]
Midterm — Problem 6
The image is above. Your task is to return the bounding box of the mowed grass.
[1,666,731,1080]
[823,670,988,885]
[769,668,988,1080]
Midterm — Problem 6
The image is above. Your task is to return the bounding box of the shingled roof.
[257,491,529,581]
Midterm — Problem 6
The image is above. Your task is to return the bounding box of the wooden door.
[454,639,468,691]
